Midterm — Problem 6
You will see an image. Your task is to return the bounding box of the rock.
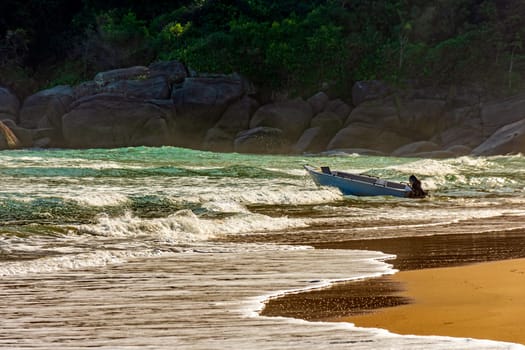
[293,111,343,153]
[392,141,441,157]
[307,92,329,115]
[345,99,393,126]
[19,85,74,129]
[327,123,412,153]
[472,119,525,156]
[347,98,447,140]
[323,99,351,121]
[62,94,173,148]
[149,60,187,83]
[202,127,233,152]
[94,66,150,86]
[433,106,484,148]
[104,75,170,99]
[0,87,20,121]
[172,76,245,148]
[352,80,391,106]
[233,127,287,154]
[73,81,101,100]
[292,127,330,154]
[311,111,344,131]
[397,99,447,139]
[480,94,525,136]
[214,96,259,134]
[250,98,313,142]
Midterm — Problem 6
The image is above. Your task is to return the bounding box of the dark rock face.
[172,76,245,148]
[103,75,171,100]
[5,59,525,157]
[19,85,74,129]
[472,119,525,156]
[307,92,329,115]
[149,60,188,83]
[202,96,259,152]
[62,94,174,148]
[249,98,313,142]
[93,66,150,86]
[234,127,287,154]
[328,123,412,153]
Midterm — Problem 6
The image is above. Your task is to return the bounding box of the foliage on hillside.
[1,0,525,99]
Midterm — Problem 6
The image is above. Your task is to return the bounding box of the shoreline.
[338,258,525,345]
[261,231,525,344]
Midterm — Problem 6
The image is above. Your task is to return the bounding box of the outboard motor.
[409,175,427,198]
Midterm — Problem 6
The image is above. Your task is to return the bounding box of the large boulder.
[233,127,287,154]
[172,75,245,148]
[327,123,412,153]
[323,99,351,121]
[149,60,188,84]
[104,75,170,99]
[480,94,525,136]
[292,127,333,154]
[202,127,233,152]
[307,91,329,115]
[346,98,447,140]
[293,111,344,153]
[310,111,344,131]
[472,119,525,156]
[397,99,448,139]
[432,105,484,148]
[19,85,74,129]
[62,94,174,148]
[213,96,259,134]
[249,98,313,142]
[202,96,259,152]
[93,66,150,86]
[0,87,20,121]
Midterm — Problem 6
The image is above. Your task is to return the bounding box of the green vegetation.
[1,0,525,98]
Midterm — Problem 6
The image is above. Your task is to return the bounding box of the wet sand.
[341,258,525,344]
[261,231,525,344]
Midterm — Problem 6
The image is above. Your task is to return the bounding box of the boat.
[304,165,425,198]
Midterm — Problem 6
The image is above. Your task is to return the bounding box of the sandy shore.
[339,258,525,344]
[261,232,525,345]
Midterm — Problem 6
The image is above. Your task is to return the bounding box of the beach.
[341,257,525,344]
[262,231,525,345]
[3,148,525,349]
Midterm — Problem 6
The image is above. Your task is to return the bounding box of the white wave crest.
[76,210,309,243]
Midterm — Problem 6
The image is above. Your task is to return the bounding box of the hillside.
[1,0,525,99]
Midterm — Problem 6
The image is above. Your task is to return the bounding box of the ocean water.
[1,147,524,349]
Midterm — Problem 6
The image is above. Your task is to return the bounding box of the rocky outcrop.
[203,96,259,152]
[5,61,525,157]
[19,85,74,129]
[249,98,313,142]
[172,75,246,148]
[62,94,174,148]
[472,119,525,156]
[233,127,287,154]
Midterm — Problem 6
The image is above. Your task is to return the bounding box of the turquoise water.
[0,147,524,349]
